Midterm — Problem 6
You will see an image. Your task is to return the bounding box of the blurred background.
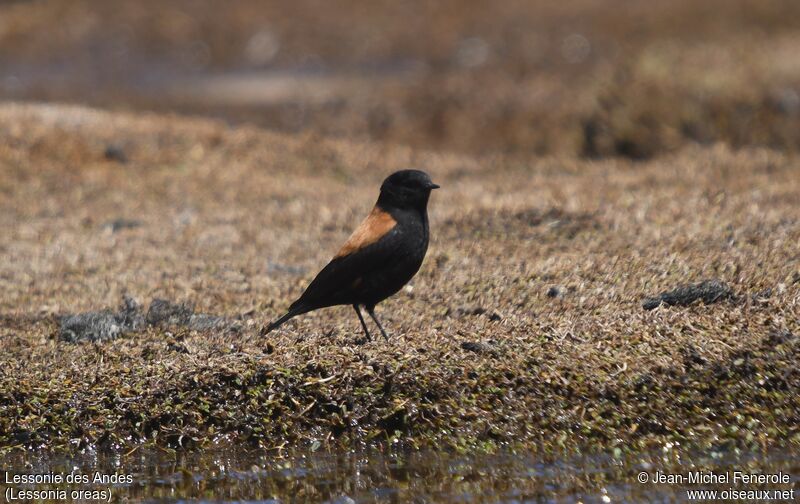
[2,0,799,159]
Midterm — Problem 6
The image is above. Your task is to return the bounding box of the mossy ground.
[1,103,798,455]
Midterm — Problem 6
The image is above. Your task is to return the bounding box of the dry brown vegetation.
[2,0,800,157]
[1,103,797,454]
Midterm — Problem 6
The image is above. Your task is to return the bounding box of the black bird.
[263,169,439,340]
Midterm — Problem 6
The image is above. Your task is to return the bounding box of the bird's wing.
[334,206,397,259]
[290,207,401,310]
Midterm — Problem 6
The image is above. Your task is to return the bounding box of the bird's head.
[378,169,439,210]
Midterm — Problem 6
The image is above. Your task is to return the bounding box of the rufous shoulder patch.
[334,206,397,259]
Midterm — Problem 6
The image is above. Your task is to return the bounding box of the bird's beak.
[428,182,440,190]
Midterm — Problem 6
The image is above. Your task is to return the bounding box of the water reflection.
[1,446,797,502]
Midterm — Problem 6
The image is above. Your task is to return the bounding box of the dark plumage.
[263,169,439,340]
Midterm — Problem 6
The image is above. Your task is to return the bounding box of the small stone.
[103,144,128,163]
[59,296,144,343]
[104,218,142,232]
[460,341,496,355]
[642,279,734,310]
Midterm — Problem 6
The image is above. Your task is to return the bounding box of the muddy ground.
[0,103,797,454]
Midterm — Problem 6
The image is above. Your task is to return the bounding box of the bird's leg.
[353,304,372,341]
[366,306,389,341]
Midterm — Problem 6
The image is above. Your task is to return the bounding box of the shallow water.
[1,445,797,502]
